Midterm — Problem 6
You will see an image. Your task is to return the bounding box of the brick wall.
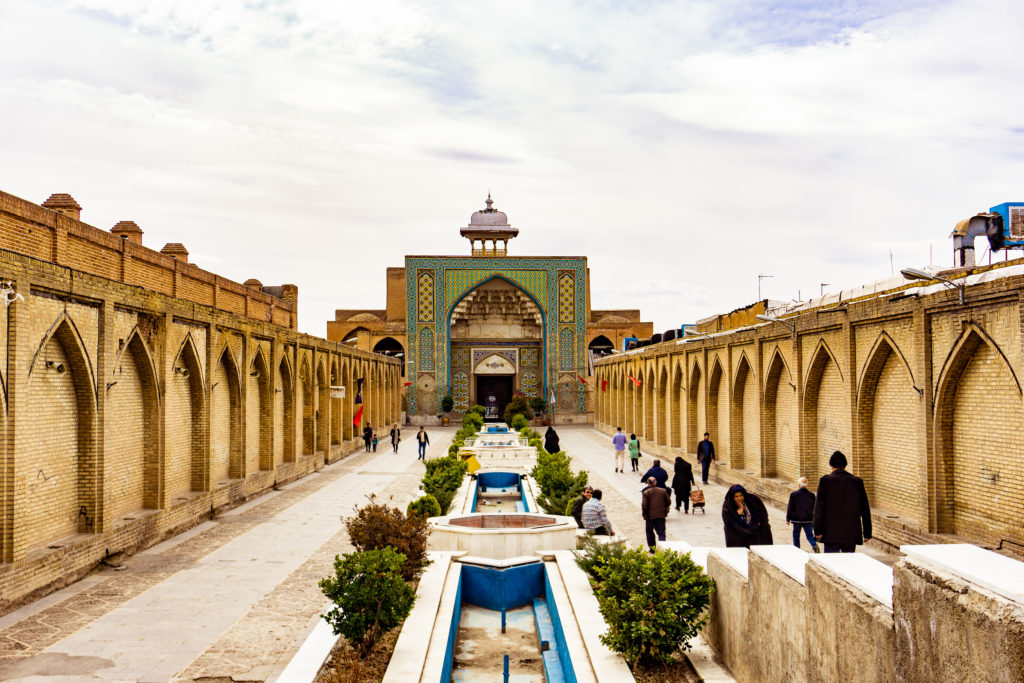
[0,238,399,614]
[595,262,1024,556]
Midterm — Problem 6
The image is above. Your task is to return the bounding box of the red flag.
[577,374,588,385]
[601,379,608,392]
[353,404,364,426]
[626,373,642,388]
[404,381,413,387]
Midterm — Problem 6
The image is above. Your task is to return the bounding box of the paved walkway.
[555,426,896,564]
[0,432,449,683]
[0,425,890,682]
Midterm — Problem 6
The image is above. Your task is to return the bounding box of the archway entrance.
[476,375,514,420]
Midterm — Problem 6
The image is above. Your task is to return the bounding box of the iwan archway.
[447,276,544,415]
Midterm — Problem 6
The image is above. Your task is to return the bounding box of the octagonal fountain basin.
[428,513,578,560]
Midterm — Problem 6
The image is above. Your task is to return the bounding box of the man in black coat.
[786,477,819,552]
[813,451,872,553]
[642,477,671,553]
[696,432,716,484]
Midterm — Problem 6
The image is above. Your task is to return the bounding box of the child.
[628,433,641,472]
[372,434,379,452]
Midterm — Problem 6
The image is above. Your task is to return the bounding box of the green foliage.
[468,404,486,417]
[573,534,629,577]
[529,396,547,414]
[440,394,454,413]
[421,455,468,514]
[320,548,416,657]
[461,411,484,431]
[407,494,442,520]
[519,427,540,441]
[530,450,588,515]
[447,442,462,458]
[510,413,529,431]
[504,394,533,425]
[576,544,715,666]
[344,497,431,582]
[529,438,542,450]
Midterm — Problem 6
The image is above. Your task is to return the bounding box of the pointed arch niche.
[856,334,921,518]
[730,353,758,472]
[166,335,206,500]
[934,327,1024,543]
[107,330,161,520]
[248,348,272,472]
[802,341,850,483]
[24,317,98,551]
[764,349,796,479]
[275,354,295,464]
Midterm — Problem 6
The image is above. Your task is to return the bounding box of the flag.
[404,381,413,387]
[550,389,557,405]
[353,378,364,426]
[577,374,588,385]
[601,379,608,392]
[626,373,641,388]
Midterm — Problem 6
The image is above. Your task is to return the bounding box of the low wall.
[692,543,1024,682]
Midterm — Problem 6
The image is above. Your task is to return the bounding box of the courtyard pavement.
[0,424,891,682]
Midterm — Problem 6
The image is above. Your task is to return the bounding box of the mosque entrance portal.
[476,375,513,421]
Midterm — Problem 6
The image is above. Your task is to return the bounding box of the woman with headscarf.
[722,484,774,548]
[672,457,695,513]
[544,426,560,454]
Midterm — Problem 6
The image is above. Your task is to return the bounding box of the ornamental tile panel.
[417,271,435,322]
[520,347,539,368]
[558,272,575,323]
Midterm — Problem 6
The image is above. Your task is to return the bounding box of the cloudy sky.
[2,0,1023,335]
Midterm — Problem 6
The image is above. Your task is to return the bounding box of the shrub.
[529,396,547,414]
[581,546,715,666]
[530,450,588,515]
[468,404,485,417]
[573,534,629,578]
[407,494,442,520]
[345,497,431,581]
[510,413,529,431]
[520,427,540,441]
[320,548,416,658]
[461,411,484,431]
[422,455,468,514]
[504,395,532,425]
[440,395,454,413]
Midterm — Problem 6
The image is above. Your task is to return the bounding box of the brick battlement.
[0,189,296,329]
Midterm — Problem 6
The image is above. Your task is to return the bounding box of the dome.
[468,193,510,227]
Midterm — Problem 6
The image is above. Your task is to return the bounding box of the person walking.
[627,433,641,472]
[696,432,716,485]
[415,426,430,460]
[813,451,872,553]
[362,423,373,452]
[389,424,401,453]
[612,427,628,473]
[371,434,379,452]
[722,484,773,548]
[544,426,561,454]
[639,458,669,489]
[787,477,819,552]
[672,456,695,513]
[642,476,671,552]
[569,486,593,528]
[582,489,615,536]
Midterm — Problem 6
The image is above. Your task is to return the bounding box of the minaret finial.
[485,191,493,210]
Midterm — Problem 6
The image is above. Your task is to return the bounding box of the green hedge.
[530,449,588,515]
[421,455,468,514]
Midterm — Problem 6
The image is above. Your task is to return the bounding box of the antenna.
[757,273,773,300]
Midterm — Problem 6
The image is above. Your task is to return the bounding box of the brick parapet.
[0,189,296,328]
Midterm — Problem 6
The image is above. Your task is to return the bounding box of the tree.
[345,497,431,581]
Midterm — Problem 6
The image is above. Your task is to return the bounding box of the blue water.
[484,425,510,433]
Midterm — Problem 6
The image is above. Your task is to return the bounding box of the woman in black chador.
[672,457,695,512]
[543,426,560,454]
[722,484,773,548]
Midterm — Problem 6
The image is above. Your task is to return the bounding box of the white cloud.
[1,0,1022,337]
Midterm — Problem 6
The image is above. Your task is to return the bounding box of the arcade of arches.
[596,268,1024,557]
[0,189,400,612]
